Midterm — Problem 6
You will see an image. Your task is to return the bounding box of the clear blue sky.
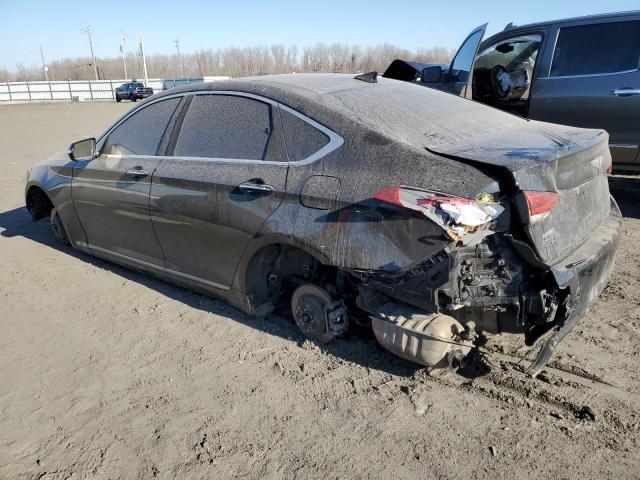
[1,0,639,69]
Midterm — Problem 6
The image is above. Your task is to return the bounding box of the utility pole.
[174,39,184,77]
[83,26,99,80]
[120,31,128,80]
[139,34,149,86]
[39,45,49,81]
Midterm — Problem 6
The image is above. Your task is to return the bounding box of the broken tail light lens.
[523,191,559,225]
[373,185,504,239]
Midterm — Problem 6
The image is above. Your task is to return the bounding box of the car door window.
[450,29,485,82]
[279,109,329,162]
[550,21,640,77]
[102,97,180,156]
[174,94,280,160]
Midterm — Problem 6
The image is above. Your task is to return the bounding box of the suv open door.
[426,24,487,98]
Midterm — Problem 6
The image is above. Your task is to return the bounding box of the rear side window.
[550,21,640,76]
[103,97,180,156]
[174,95,277,160]
[280,109,329,162]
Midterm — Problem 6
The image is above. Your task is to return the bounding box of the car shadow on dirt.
[0,206,422,378]
[6,180,635,381]
[609,175,640,219]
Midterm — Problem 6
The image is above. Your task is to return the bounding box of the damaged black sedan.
[25,74,620,376]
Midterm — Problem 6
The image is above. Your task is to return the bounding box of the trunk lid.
[428,121,612,265]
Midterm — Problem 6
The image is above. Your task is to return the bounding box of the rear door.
[437,24,487,98]
[149,92,289,289]
[72,96,182,265]
[529,15,640,165]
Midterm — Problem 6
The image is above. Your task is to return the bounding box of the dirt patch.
[1,102,639,479]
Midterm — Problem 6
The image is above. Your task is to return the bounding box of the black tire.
[129,94,136,102]
[50,208,70,245]
[115,95,121,102]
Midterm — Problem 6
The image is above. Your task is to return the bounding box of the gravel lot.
[1,102,639,479]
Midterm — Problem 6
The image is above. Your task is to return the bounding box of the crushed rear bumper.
[527,195,621,376]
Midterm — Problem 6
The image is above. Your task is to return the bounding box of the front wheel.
[50,208,69,245]
[129,94,136,102]
[115,95,121,102]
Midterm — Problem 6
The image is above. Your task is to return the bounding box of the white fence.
[0,76,229,102]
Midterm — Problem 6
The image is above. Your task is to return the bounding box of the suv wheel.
[115,95,121,102]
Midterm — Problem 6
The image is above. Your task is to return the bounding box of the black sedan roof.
[154,73,526,148]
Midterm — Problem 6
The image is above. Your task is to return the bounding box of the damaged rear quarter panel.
[255,109,503,272]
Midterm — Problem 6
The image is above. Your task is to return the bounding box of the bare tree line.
[0,43,454,82]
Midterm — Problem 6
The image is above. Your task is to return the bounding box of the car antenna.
[354,71,378,83]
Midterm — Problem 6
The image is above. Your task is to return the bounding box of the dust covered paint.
[25,74,620,374]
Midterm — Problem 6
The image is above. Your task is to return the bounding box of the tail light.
[522,191,559,225]
[373,185,504,239]
[606,163,613,175]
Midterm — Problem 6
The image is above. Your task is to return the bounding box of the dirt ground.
[0,102,639,480]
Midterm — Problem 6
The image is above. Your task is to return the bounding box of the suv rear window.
[550,21,640,77]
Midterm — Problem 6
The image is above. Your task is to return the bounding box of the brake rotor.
[291,284,334,343]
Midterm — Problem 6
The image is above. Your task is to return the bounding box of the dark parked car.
[25,74,620,375]
[384,11,640,171]
[114,82,154,102]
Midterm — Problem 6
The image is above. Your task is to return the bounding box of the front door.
[72,97,182,265]
[529,16,640,165]
[150,93,289,289]
[424,24,487,98]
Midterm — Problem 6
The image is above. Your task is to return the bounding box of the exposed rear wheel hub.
[291,284,348,343]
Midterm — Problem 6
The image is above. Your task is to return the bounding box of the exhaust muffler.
[371,304,473,370]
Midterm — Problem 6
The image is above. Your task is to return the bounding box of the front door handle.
[238,182,276,193]
[611,88,640,97]
[126,168,149,179]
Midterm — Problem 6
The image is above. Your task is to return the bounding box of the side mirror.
[68,138,96,161]
[421,66,443,83]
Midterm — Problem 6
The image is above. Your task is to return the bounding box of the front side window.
[102,98,180,156]
[174,95,276,160]
[550,21,640,77]
[450,29,484,82]
[475,35,542,72]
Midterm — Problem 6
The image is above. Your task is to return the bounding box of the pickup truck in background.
[114,82,154,102]
[384,11,640,172]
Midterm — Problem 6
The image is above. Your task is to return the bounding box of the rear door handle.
[611,88,640,97]
[126,168,149,179]
[238,182,276,193]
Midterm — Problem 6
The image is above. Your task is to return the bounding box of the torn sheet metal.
[374,185,505,241]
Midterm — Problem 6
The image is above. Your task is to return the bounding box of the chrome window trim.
[76,241,231,290]
[546,67,640,80]
[96,93,186,146]
[100,90,344,167]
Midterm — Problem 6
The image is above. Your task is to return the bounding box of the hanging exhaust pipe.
[371,304,474,370]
